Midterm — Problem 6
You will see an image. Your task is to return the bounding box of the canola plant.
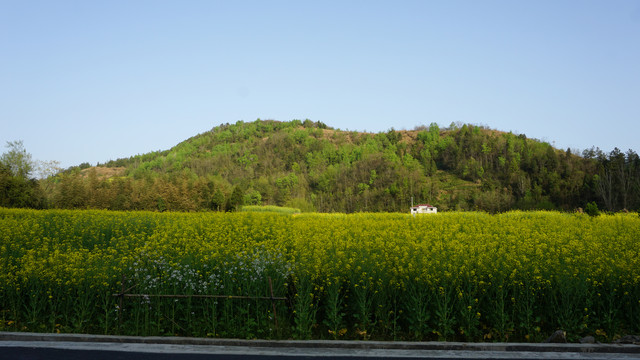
[1,208,638,341]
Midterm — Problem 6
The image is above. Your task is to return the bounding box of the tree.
[617,149,638,210]
[628,150,640,210]
[0,141,46,208]
[226,185,244,211]
[243,189,262,205]
[595,153,615,211]
[0,163,23,207]
[55,172,87,209]
[209,189,225,211]
[584,201,600,217]
[1,140,34,179]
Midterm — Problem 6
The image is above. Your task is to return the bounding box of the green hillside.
[4,119,640,212]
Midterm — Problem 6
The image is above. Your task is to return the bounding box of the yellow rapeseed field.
[1,208,638,341]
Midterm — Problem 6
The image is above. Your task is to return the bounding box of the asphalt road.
[4,342,640,360]
[1,332,639,360]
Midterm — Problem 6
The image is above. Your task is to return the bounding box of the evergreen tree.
[210,189,225,211]
[226,185,244,211]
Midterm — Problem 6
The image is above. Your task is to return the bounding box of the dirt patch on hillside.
[80,166,126,178]
[398,130,419,144]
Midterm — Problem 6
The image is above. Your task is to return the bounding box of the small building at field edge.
[410,204,437,215]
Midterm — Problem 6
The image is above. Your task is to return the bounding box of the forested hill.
[22,120,640,212]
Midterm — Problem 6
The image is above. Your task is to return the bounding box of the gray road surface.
[1,332,639,360]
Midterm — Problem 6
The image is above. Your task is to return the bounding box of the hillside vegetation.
[3,119,640,212]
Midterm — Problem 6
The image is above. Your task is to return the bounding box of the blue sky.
[1,0,639,169]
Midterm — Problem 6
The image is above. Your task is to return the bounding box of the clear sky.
[1,0,639,170]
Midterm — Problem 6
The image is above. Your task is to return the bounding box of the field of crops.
[1,208,639,342]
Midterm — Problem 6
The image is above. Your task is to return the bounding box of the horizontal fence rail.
[113,293,287,300]
[113,275,287,332]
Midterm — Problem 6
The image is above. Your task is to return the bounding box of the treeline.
[2,120,639,213]
[0,141,46,209]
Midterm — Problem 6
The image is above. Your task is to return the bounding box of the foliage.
[226,185,244,212]
[241,205,301,214]
[584,202,600,217]
[589,148,640,212]
[0,142,46,208]
[0,141,34,179]
[1,208,639,341]
[4,120,640,213]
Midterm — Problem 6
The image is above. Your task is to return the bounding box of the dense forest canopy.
[2,119,639,213]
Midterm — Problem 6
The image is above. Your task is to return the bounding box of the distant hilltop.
[3,119,639,213]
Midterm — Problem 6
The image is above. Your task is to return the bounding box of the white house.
[410,204,437,215]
